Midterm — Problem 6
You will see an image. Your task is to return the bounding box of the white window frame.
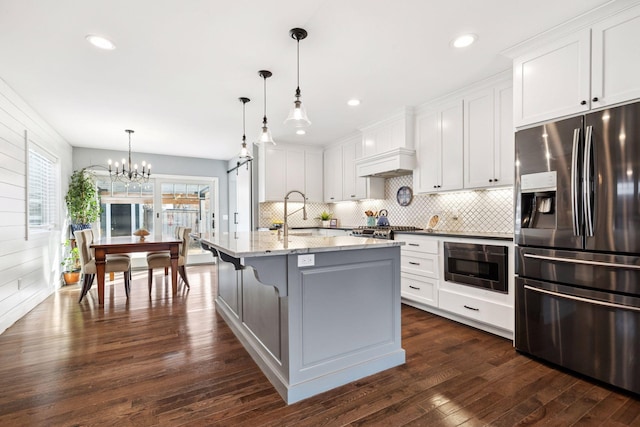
[25,131,60,240]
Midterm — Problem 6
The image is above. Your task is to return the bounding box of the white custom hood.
[356,147,415,178]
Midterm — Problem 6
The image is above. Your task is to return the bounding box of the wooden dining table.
[91,235,181,305]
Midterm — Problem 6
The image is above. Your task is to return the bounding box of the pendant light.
[238,97,252,159]
[258,70,275,145]
[284,28,311,128]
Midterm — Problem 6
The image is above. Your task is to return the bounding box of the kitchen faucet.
[283,190,307,238]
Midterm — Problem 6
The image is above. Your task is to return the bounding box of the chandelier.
[108,129,151,184]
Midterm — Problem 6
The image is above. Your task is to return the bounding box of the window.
[27,140,58,236]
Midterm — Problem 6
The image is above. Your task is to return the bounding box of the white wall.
[0,78,73,334]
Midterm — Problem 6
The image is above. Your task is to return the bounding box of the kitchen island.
[194,231,405,404]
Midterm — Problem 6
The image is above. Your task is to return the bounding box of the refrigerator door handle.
[523,253,640,270]
[524,285,640,312]
[571,127,581,236]
[583,125,594,236]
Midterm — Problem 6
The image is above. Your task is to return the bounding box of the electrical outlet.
[297,254,315,267]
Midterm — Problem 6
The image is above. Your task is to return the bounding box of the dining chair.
[146,226,184,276]
[75,229,132,302]
[146,227,191,294]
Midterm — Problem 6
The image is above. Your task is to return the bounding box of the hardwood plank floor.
[0,264,637,426]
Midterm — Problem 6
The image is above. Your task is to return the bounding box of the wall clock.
[396,186,413,206]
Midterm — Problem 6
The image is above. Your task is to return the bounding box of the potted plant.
[316,211,333,228]
[65,168,101,233]
[61,240,81,285]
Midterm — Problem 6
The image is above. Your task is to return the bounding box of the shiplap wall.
[0,78,72,334]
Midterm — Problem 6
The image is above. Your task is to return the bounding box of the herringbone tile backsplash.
[259,175,514,233]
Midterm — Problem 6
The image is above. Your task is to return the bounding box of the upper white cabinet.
[324,136,384,202]
[305,150,324,203]
[464,82,514,189]
[513,4,640,127]
[323,145,342,203]
[413,100,464,194]
[259,143,323,202]
[591,5,640,109]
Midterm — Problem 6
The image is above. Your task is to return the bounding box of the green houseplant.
[61,240,81,285]
[65,168,100,232]
[316,211,333,228]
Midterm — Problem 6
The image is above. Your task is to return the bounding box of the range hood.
[356,147,416,178]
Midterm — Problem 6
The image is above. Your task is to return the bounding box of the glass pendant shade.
[285,97,311,128]
[239,141,250,159]
[260,125,275,144]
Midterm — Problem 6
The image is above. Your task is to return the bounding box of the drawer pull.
[463,305,479,311]
[409,285,421,290]
[408,243,420,247]
[408,261,420,266]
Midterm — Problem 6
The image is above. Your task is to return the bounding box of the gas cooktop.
[351,226,422,240]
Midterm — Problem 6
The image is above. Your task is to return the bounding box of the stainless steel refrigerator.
[515,101,640,395]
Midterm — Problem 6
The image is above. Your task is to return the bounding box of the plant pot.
[63,271,81,285]
[322,220,330,228]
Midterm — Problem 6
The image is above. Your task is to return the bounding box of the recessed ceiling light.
[347,99,361,106]
[452,34,477,48]
[296,129,306,135]
[86,34,116,50]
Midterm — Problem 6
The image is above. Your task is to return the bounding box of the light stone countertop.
[193,231,403,258]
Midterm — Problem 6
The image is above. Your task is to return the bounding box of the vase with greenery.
[61,240,81,285]
[316,211,333,228]
[65,168,100,232]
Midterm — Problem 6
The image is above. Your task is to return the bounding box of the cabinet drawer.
[401,272,438,308]
[397,235,438,254]
[401,253,439,278]
[438,288,512,331]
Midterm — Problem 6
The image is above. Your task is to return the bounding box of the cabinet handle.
[408,261,420,266]
[234,212,238,225]
[433,185,437,189]
[592,97,599,102]
[494,178,498,182]
[580,100,587,105]
[351,194,356,198]
[409,285,421,290]
[330,197,335,200]
[489,179,493,182]
[463,305,479,311]
[408,243,420,247]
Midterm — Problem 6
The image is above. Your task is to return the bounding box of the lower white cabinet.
[438,288,513,332]
[396,233,514,339]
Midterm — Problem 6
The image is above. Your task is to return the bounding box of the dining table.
[91,235,181,305]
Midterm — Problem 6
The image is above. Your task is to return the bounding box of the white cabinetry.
[464,82,514,189]
[396,234,439,308]
[396,233,514,339]
[324,137,384,202]
[259,143,323,202]
[323,145,342,203]
[513,4,640,127]
[413,100,463,194]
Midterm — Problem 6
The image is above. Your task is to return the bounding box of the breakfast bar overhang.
[194,231,405,404]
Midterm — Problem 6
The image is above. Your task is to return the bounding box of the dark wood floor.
[0,264,638,426]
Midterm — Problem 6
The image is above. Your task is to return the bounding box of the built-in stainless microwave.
[444,242,508,293]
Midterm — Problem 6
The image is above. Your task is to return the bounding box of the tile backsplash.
[259,175,514,233]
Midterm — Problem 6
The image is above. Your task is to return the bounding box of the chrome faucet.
[283,190,307,238]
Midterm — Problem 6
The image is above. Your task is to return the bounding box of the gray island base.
[195,231,405,404]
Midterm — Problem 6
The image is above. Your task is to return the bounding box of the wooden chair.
[75,229,132,302]
[146,227,191,294]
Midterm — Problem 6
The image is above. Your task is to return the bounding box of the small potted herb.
[316,211,333,228]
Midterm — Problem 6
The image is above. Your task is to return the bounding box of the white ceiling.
[0,0,616,160]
